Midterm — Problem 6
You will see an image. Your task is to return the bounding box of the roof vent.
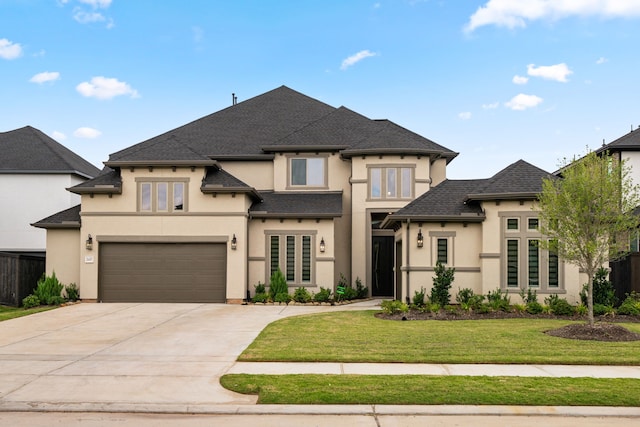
[232,93,238,106]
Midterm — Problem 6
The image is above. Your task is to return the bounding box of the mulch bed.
[375,310,640,342]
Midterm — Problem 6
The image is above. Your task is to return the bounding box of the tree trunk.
[587,272,594,327]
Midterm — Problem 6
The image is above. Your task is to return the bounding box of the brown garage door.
[99,243,227,303]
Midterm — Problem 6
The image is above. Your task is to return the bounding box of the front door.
[372,235,394,297]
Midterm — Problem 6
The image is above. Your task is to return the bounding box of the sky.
[3,0,640,179]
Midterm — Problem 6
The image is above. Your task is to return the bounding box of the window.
[437,238,448,264]
[290,157,325,187]
[502,214,562,291]
[268,233,314,285]
[138,180,188,213]
[369,166,413,199]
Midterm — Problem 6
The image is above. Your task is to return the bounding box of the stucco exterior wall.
[1,174,83,251]
[218,161,274,191]
[622,151,640,189]
[45,228,81,289]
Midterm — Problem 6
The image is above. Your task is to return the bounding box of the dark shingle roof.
[31,204,81,229]
[0,126,100,178]
[597,128,640,153]
[249,191,342,218]
[466,159,555,201]
[201,167,260,200]
[68,167,122,195]
[104,86,456,164]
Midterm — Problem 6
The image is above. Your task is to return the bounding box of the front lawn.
[239,311,640,365]
[0,305,55,322]
[221,374,640,406]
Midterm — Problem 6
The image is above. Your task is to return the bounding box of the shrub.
[519,288,538,304]
[525,301,544,315]
[593,303,614,316]
[254,282,266,295]
[574,303,588,316]
[313,287,332,303]
[354,277,368,299]
[380,300,409,315]
[274,292,292,304]
[252,292,269,303]
[579,267,616,307]
[412,287,426,306]
[293,287,312,303]
[34,272,64,306]
[545,294,575,316]
[456,288,484,311]
[22,294,40,309]
[486,288,510,312]
[268,268,288,300]
[617,292,640,316]
[511,303,526,313]
[65,283,80,301]
[430,261,455,307]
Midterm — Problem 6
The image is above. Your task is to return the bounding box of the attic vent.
[232,93,238,106]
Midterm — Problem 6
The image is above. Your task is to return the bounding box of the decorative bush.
[34,272,64,306]
[65,283,80,301]
[617,292,640,316]
[313,287,332,303]
[486,288,510,312]
[545,294,575,316]
[252,293,269,303]
[430,261,455,307]
[525,301,544,315]
[293,287,312,303]
[580,267,616,307]
[274,292,292,304]
[412,287,426,307]
[519,288,538,304]
[268,268,288,300]
[254,282,266,295]
[593,303,614,316]
[22,294,40,309]
[380,300,409,315]
[354,277,368,299]
[456,288,484,311]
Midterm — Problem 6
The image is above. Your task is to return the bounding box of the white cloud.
[340,50,378,70]
[51,131,67,141]
[458,112,472,120]
[482,101,499,110]
[73,10,106,24]
[73,127,102,138]
[527,63,572,82]
[0,38,22,60]
[505,93,543,110]
[465,0,640,33]
[512,75,529,84]
[78,0,111,7]
[30,71,61,84]
[76,76,140,100]
[596,57,608,64]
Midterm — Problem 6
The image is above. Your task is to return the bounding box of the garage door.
[99,243,227,303]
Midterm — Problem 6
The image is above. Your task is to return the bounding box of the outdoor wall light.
[86,234,93,251]
[231,234,237,250]
[319,237,325,253]
[417,229,424,248]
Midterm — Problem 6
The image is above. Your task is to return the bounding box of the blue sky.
[3,0,640,178]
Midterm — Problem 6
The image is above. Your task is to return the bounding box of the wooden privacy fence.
[0,252,45,307]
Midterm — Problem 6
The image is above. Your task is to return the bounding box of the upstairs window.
[290,157,326,187]
[369,166,414,200]
[138,180,187,213]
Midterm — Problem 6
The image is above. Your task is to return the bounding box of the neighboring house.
[1,126,100,254]
[33,86,585,303]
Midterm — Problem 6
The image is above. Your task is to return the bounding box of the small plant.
[254,282,266,295]
[579,267,617,307]
[444,304,458,315]
[593,303,614,316]
[430,261,455,307]
[574,303,588,316]
[65,283,80,301]
[22,294,40,309]
[252,292,269,303]
[34,272,64,306]
[511,303,526,313]
[545,294,575,316]
[268,268,288,300]
[313,287,332,303]
[274,292,292,304]
[525,300,544,314]
[293,287,312,303]
[486,288,510,312]
[456,288,484,311]
[617,292,640,316]
[412,287,426,307]
[519,288,538,304]
[354,277,368,299]
[380,300,409,315]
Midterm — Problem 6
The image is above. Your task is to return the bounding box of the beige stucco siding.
[45,229,81,290]
[218,161,274,191]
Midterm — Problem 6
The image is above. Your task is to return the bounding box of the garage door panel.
[99,243,227,303]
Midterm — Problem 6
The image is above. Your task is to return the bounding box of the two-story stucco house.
[1,126,100,254]
[33,86,585,303]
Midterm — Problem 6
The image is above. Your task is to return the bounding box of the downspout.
[406,219,411,304]
[245,211,251,303]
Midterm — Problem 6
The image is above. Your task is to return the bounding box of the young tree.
[536,151,640,326]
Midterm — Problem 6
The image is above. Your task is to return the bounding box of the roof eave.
[104,160,217,168]
[261,145,347,153]
[249,212,341,219]
[465,192,539,202]
[208,154,275,161]
[201,185,262,201]
[67,185,122,195]
[340,148,458,160]
[30,221,81,230]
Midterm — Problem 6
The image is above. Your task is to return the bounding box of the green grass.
[221,374,640,406]
[0,305,55,322]
[239,311,640,365]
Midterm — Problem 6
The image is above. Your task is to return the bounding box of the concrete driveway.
[0,302,363,412]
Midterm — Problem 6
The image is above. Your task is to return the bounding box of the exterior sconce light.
[231,234,237,250]
[319,237,325,253]
[417,229,424,248]
[86,234,93,251]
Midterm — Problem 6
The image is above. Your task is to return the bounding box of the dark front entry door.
[372,236,394,297]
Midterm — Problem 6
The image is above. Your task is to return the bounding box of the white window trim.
[286,155,329,189]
